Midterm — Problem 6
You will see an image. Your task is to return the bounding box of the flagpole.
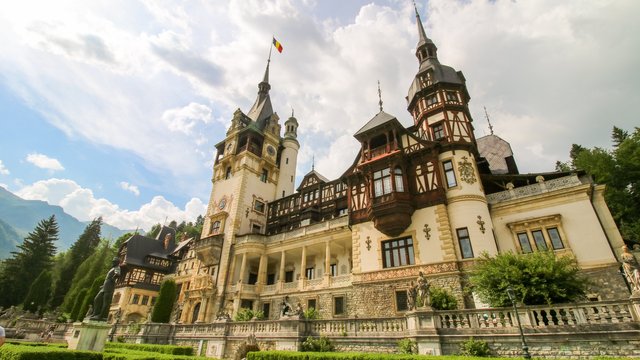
[269,36,273,63]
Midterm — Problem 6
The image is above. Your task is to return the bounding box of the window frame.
[333,295,345,316]
[443,160,457,188]
[432,123,445,140]
[457,227,474,259]
[508,215,568,254]
[381,236,415,269]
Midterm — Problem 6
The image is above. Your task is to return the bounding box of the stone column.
[257,254,267,292]
[278,250,286,290]
[300,246,307,290]
[238,253,248,285]
[181,301,191,324]
[324,241,331,286]
[196,298,208,323]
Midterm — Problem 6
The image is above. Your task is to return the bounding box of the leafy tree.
[70,288,88,322]
[23,270,52,313]
[62,241,114,312]
[558,127,640,244]
[113,232,134,250]
[429,287,458,310]
[76,275,106,322]
[51,218,103,308]
[151,279,177,323]
[0,215,58,307]
[469,251,587,307]
[147,224,162,239]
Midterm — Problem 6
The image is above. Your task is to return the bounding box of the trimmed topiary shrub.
[105,342,193,355]
[151,278,177,323]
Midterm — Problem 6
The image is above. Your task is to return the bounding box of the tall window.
[305,267,315,280]
[531,230,548,250]
[373,168,392,197]
[443,160,457,188]
[382,237,415,268]
[395,290,409,312]
[517,233,533,253]
[394,167,404,192]
[547,227,564,249]
[225,167,232,179]
[457,227,474,259]
[211,221,221,234]
[432,123,445,140]
[334,296,344,315]
[330,263,337,277]
[261,168,268,183]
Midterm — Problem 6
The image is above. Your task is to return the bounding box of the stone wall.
[581,264,630,300]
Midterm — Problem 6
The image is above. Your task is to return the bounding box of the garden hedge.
[105,342,193,355]
[0,344,102,360]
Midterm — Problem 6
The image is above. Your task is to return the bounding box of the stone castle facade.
[109,7,631,326]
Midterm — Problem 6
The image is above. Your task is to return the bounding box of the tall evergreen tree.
[0,215,58,307]
[23,270,52,313]
[151,279,177,323]
[51,217,103,308]
[62,240,114,312]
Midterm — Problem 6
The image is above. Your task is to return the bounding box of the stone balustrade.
[486,175,583,204]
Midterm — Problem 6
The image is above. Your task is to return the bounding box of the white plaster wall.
[276,139,299,199]
[491,194,617,268]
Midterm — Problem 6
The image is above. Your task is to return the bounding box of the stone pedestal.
[406,307,442,355]
[67,321,111,352]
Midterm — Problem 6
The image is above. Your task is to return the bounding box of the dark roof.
[354,111,401,138]
[121,233,177,271]
[407,60,464,104]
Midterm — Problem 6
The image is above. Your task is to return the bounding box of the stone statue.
[84,305,93,320]
[416,271,431,307]
[280,296,293,317]
[621,246,640,294]
[89,257,121,321]
[407,282,417,310]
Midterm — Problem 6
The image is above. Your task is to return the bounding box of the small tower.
[408,5,498,260]
[276,111,300,198]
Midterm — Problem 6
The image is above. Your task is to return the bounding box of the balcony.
[193,234,224,266]
[368,192,414,237]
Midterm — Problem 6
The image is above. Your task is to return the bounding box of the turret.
[277,111,300,199]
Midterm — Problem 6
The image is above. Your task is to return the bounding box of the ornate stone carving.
[457,156,477,184]
[365,236,372,251]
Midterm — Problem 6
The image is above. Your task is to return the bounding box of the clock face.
[267,145,276,156]
[218,198,226,210]
[226,142,233,152]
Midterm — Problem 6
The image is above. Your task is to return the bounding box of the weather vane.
[377,80,383,112]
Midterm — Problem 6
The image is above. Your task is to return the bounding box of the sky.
[0,0,638,232]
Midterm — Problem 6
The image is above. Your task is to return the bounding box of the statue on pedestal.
[415,271,431,308]
[621,246,640,295]
[89,257,121,321]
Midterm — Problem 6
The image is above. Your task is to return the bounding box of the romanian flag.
[273,37,283,53]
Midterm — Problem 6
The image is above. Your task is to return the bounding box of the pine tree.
[151,279,177,323]
[51,218,103,308]
[62,241,114,312]
[0,215,58,308]
[23,270,53,313]
[70,288,88,322]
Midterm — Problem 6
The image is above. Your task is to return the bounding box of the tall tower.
[193,58,299,321]
[276,111,300,198]
[407,6,498,261]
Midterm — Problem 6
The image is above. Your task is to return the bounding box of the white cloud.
[25,153,64,171]
[1,0,639,198]
[16,178,206,231]
[0,160,9,175]
[162,102,213,135]
[119,181,140,196]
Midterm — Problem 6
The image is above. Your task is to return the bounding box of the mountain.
[0,186,133,259]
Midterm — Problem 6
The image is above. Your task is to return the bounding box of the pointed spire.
[377,80,384,112]
[312,155,315,171]
[247,43,274,125]
[413,1,437,63]
[484,106,494,135]
[413,0,429,48]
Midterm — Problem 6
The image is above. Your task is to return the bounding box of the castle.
[109,6,629,326]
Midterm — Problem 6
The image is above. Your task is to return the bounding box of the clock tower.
[190,58,299,321]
